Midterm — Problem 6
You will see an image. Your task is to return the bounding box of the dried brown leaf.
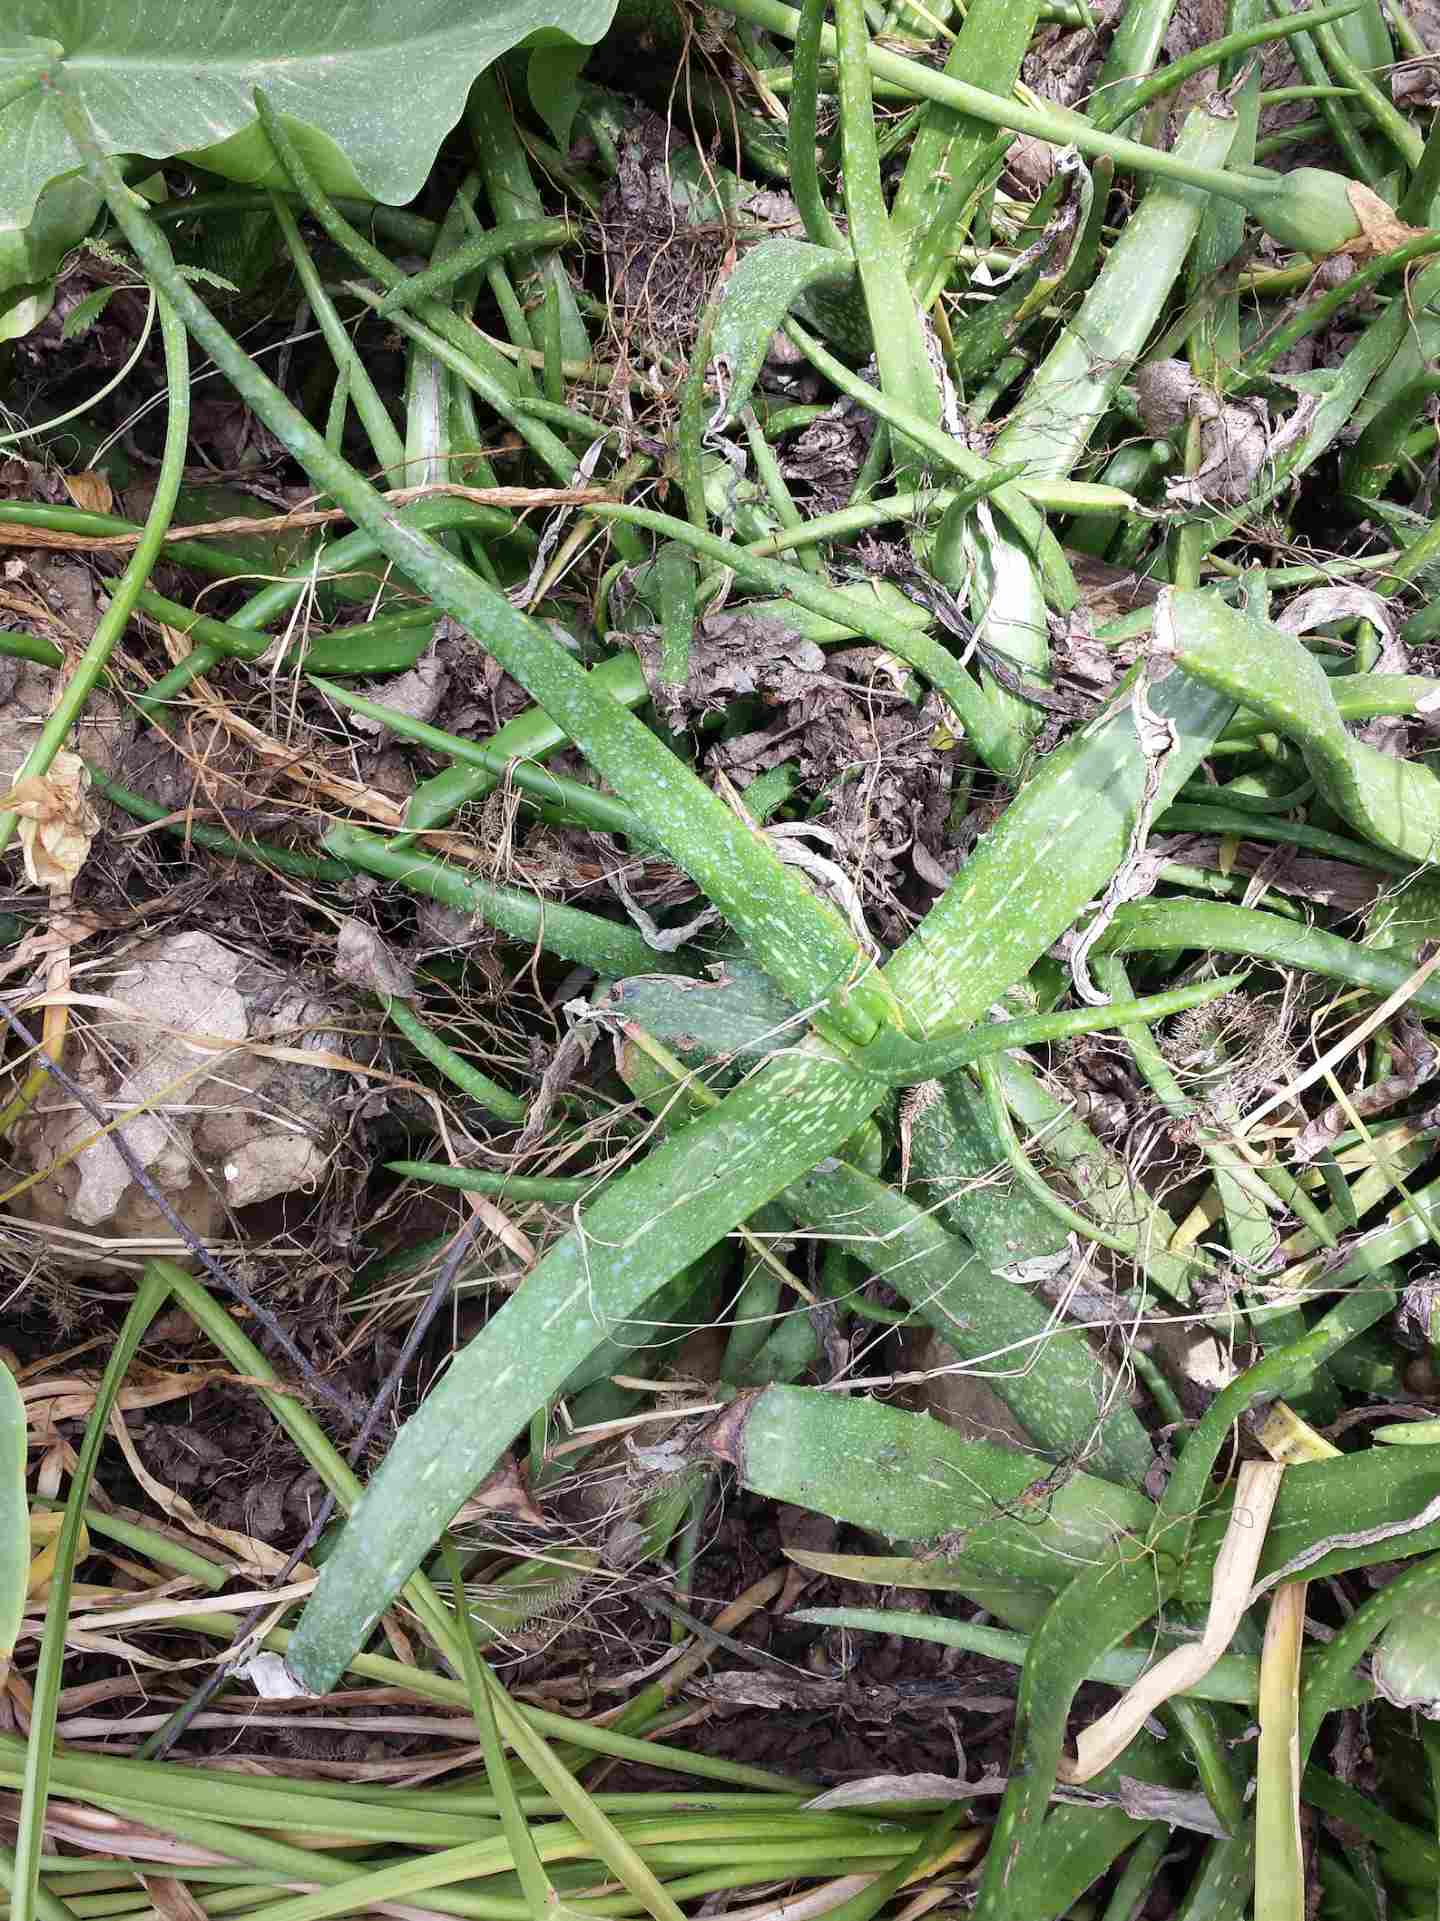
[61,471,113,516]
[1344,181,1426,256]
[0,752,99,890]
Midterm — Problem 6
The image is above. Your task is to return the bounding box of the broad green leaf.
[527,43,588,154]
[709,237,856,428]
[0,1357,24,1673]
[0,0,622,234]
[608,994,1151,1482]
[1170,589,1440,864]
[0,170,99,320]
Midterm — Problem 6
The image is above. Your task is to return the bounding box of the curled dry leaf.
[1138,359,1271,508]
[343,652,449,732]
[1058,1460,1284,1782]
[142,1877,210,1921]
[1344,181,1426,257]
[0,751,99,889]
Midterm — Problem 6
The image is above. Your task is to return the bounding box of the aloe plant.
[9,16,1440,1921]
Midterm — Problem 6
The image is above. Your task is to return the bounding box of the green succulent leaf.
[1169,588,1440,864]
[709,237,857,428]
[526,42,589,154]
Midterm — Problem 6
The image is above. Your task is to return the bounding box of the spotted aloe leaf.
[1169,589,1440,864]
[709,238,856,428]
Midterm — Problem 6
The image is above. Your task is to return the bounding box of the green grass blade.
[442,1543,558,1921]
[11,1267,175,1921]
[0,1359,24,1680]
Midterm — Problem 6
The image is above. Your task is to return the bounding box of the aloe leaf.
[0,1359,23,1678]
[286,1046,884,1691]
[709,239,856,428]
[766,1413,1440,1613]
[1099,899,1440,1015]
[831,0,939,445]
[890,0,1038,305]
[989,1051,1204,1305]
[1366,1590,1440,1713]
[989,109,1238,487]
[906,1073,1069,1272]
[782,1160,1156,1486]
[716,1385,1154,1588]
[323,825,680,980]
[881,630,1235,1036]
[11,1266,175,1921]
[973,1289,1394,1921]
[611,995,1153,1482]
[1169,589,1440,864]
[607,966,809,1081]
[2,2,622,233]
